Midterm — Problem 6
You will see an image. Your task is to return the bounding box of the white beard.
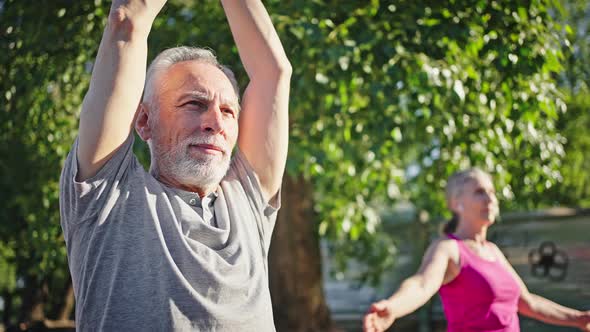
[150,132,231,190]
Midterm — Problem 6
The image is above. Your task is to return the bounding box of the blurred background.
[1,0,588,331]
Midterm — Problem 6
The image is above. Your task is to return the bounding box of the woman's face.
[454,174,499,226]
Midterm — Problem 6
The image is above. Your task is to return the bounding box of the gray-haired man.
[59,0,291,330]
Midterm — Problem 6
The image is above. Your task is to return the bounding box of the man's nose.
[200,106,223,134]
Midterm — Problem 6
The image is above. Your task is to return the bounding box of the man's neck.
[151,171,216,198]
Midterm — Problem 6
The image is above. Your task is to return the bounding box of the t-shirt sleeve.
[228,149,282,250]
[59,134,136,234]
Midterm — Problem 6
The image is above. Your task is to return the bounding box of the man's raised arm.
[77,0,165,180]
[221,0,292,201]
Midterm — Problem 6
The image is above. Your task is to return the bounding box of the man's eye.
[222,108,235,116]
[184,101,206,108]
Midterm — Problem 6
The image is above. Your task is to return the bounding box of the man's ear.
[135,103,152,141]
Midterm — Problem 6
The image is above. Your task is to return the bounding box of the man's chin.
[186,154,228,167]
[178,160,230,183]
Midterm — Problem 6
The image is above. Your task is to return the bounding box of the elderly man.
[59,0,291,330]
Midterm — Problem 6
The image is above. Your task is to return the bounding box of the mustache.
[184,135,229,153]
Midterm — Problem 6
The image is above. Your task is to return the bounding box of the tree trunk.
[57,282,75,321]
[269,175,336,332]
[2,290,13,327]
[19,276,47,323]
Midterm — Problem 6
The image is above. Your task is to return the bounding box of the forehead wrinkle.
[158,66,240,111]
[182,87,239,111]
[181,90,211,101]
[179,88,237,105]
[150,73,193,107]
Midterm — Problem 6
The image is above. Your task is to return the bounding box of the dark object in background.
[529,241,569,282]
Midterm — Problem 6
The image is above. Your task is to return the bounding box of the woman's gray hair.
[442,168,493,234]
[143,46,240,111]
[445,168,492,205]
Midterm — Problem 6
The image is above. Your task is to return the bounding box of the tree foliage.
[545,0,590,207]
[0,0,106,323]
[277,0,568,282]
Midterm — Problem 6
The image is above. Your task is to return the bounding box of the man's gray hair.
[143,46,240,110]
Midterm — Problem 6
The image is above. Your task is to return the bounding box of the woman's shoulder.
[432,234,458,246]
[427,235,461,259]
[485,241,507,258]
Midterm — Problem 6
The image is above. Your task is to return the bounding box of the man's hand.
[363,300,396,332]
[221,0,291,201]
[108,0,167,34]
[77,0,166,180]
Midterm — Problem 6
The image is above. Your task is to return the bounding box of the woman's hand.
[576,310,590,331]
[363,300,396,332]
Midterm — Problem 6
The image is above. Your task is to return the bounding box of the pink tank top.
[439,234,521,331]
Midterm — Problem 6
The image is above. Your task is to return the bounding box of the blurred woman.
[363,168,590,332]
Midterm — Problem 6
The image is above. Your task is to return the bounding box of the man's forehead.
[174,65,235,92]
[180,88,239,107]
[158,62,239,104]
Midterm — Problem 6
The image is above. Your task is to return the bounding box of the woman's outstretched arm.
[363,238,457,332]
[492,244,590,331]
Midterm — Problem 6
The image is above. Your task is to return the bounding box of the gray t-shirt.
[59,135,279,331]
